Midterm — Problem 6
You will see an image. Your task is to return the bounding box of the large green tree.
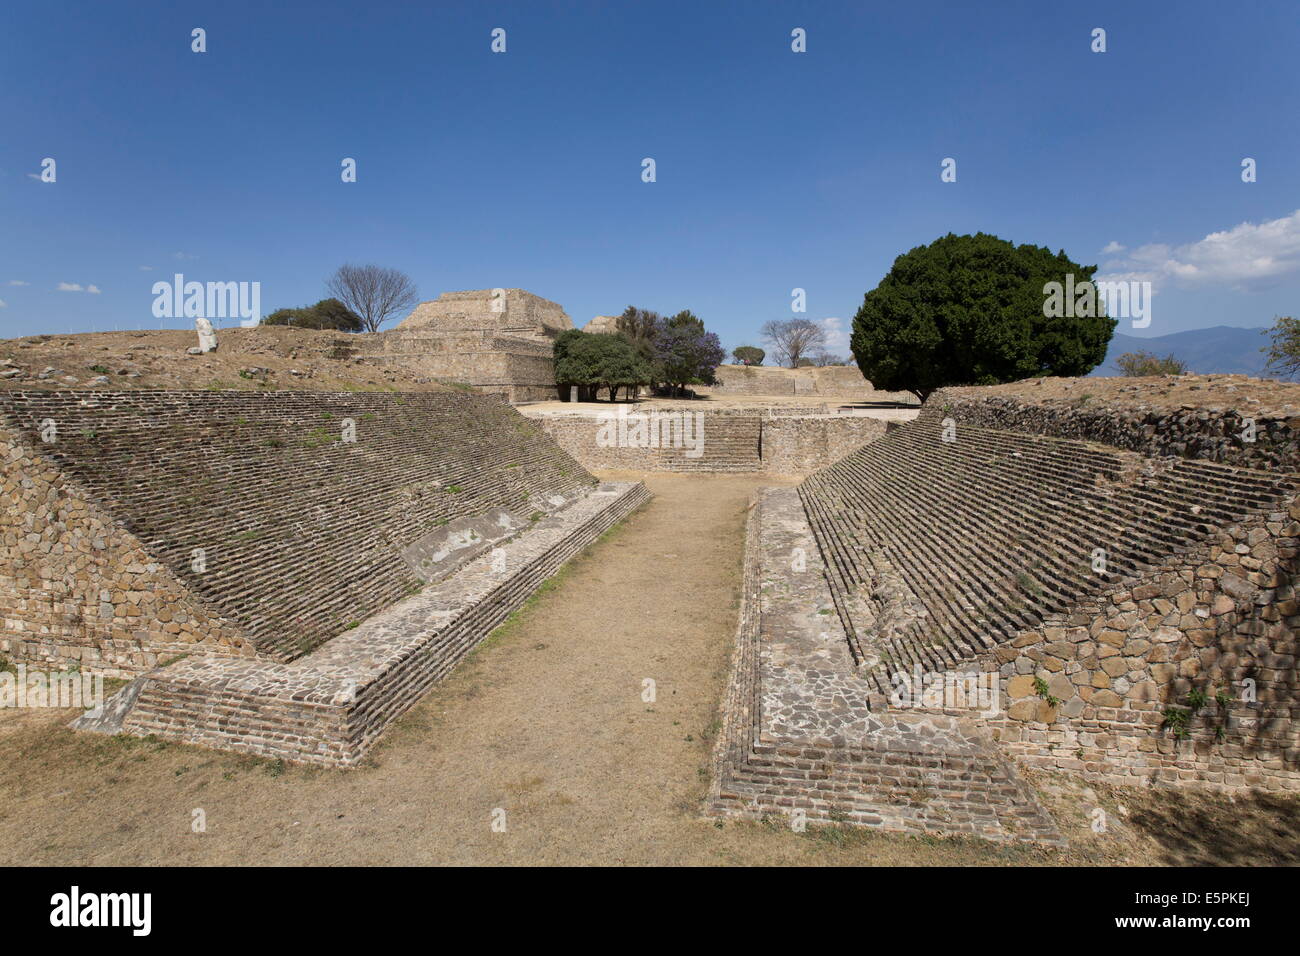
[850,232,1115,402]
[554,330,652,402]
[261,297,363,331]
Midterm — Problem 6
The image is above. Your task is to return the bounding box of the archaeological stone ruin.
[367,288,575,402]
[0,286,1296,847]
[708,390,1299,840]
[0,388,646,763]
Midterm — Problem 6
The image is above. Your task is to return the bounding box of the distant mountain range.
[1090,325,1273,377]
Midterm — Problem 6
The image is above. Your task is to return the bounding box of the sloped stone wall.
[0,390,595,668]
[108,482,649,765]
[0,423,252,676]
[976,498,1300,791]
[801,400,1300,795]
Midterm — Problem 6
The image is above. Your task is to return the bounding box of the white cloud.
[57,282,84,292]
[26,173,40,181]
[0,299,6,308]
[172,251,198,260]
[1101,240,1126,254]
[8,280,29,286]
[87,284,101,294]
[1098,209,1300,291]
[818,316,851,354]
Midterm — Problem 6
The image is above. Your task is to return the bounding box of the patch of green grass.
[89,364,109,374]
[444,484,464,493]
[302,426,340,448]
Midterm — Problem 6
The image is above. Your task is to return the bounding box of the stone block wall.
[0,390,595,670]
[974,498,1300,791]
[802,395,1300,794]
[761,415,887,475]
[0,423,252,676]
[702,364,914,402]
[367,333,560,402]
[528,409,887,475]
[926,389,1300,473]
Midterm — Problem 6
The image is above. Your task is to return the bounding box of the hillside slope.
[0,327,454,392]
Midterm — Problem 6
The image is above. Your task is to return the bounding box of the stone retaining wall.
[0,390,595,670]
[0,423,252,676]
[926,389,1300,473]
[102,482,649,765]
[530,409,887,476]
[972,497,1300,791]
[706,487,1064,843]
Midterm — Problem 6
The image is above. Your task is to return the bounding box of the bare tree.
[761,318,826,368]
[326,264,419,333]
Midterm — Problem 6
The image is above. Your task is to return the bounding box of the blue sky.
[3,0,1299,356]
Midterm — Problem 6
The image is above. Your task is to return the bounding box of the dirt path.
[0,473,1294,866]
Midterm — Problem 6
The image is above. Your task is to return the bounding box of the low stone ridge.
[84,481,650,765]
[0,390,594,668]
[701,364,914,402]
[932,385,1300,473]
[525,406,890,476]
[707,487,1064,843]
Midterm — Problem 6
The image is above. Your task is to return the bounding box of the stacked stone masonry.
[108,482,649,765]
[0,390,595,672]
[367,289,573,402]
[706,487,1064,843]
[793,401,1300,796]
[528,408,888,476]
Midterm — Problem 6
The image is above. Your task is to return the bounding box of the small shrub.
[1162,706,1192,739]
[1033,675,1061,707]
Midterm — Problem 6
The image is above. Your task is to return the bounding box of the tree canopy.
[261,297,363,331]
[326,264,418,332]
[1263,316,1300,380]
[850,232,1115,402]
[761,318,826,368]
[556,306,726,399]
[553,330,653,401]
[732,345,765,366]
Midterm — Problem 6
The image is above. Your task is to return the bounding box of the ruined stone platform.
[707,487,1064,844]
[80,481,649,765]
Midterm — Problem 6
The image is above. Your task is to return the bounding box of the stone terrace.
[799,417,1295,695]
[0,391,595,666]
[707,486,1063,843]
[89,481,649,765]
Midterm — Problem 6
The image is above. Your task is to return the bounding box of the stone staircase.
[707,486,1063,844]
[799,419,1293,694]
[0,390,594,662]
